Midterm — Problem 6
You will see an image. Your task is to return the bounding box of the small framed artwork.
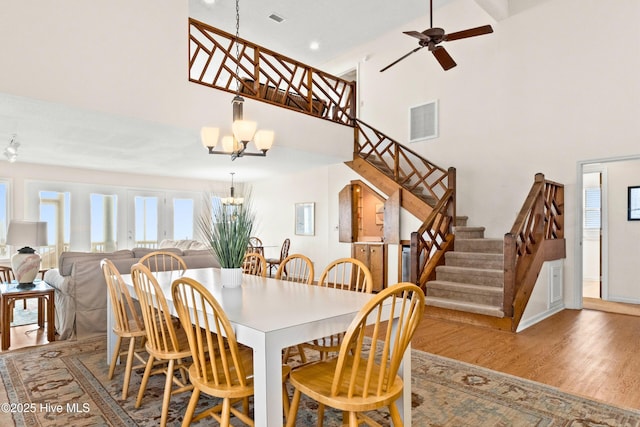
[628,186,640,220]
[295,202,315,235]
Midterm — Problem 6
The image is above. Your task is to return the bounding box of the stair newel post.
[503,233,516,317]
[409,231,422,289]
[447,167,457,234]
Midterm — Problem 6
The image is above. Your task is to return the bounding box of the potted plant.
[199,193,255,288]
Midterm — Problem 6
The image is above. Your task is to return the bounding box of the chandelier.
[201,0,274,161]
[221,172,244,206]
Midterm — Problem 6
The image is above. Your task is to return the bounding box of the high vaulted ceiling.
[0,0,529,182]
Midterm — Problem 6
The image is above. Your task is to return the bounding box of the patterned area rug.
[1,335,639,426]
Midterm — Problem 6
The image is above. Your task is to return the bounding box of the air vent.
[409,100,438,142]
[268,13,285,23]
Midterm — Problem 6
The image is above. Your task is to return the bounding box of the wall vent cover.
[268,13,286,23]
[409,100,438,142]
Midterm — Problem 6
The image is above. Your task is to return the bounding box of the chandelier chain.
[235,0,241,93]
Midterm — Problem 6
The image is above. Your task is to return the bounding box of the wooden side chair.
[286,283,425,427]
[172,276,291,426]
[130,263,193,427]
[242,252,267,277]
[139,250,187,274]
[248,236,264,255]
[305,257,373,360]
[275,254,315,363]
[275,253,314,284]
[101,259,148,400]
[266,238,290,277]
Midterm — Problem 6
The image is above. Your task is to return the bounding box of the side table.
[0,281,55,350]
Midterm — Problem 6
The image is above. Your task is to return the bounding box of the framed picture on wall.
[628,186,640,220]
[295,202,315,235]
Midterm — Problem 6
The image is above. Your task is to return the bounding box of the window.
[91,194,118,252]
[0,180,9,259]
[39,191,71,268]
[584,187,601,229]
[135,196,159,248]
[173,198,194,240]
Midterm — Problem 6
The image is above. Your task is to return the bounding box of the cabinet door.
[368,244,386,292]
[338,185,355,242]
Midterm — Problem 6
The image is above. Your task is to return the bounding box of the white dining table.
[109,267,411,427]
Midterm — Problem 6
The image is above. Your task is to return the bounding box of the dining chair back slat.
[242,252,267,277]
[139,251,187,275]
[275,254,314,284]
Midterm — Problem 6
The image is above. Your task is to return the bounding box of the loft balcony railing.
[189,18,356,125]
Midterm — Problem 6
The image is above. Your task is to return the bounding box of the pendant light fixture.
[221,172,244,206]
[201,0,274,161]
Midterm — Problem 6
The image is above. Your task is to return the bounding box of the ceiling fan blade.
[380,46,424,72]
[403,30,430,41]
[445,25,493,42]
[432,46,456,70]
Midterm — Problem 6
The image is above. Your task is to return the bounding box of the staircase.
[426,224,506,319]
[189,22,566,332]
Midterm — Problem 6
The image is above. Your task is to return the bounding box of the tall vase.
[220,267,243,288]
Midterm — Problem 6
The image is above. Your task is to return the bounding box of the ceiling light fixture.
[3,134,19,163]
[201,0,274,161]
[221,172,244,206]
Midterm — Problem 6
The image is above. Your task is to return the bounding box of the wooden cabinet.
[352,243,386,292]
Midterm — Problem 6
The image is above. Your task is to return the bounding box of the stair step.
[455,238,503,254]
[445,252,503,269]
[428,280,503,306]
[454,226,485,239]
[456,216,468,227]
[425,296,505,318]
[435,266,504,287]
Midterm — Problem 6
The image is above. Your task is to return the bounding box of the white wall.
[319,0,640,308]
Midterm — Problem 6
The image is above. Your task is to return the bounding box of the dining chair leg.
[135,355,155,408]
[108,336,122,380]
[317,404,325,427]
[282,383,290,418]
[181,387,200,427]
[285,388,301,427]
[348,411,358,427]
[160,359,176,427]
[221,397,232,426]
[388,402,404,426]
[121,337,137,400]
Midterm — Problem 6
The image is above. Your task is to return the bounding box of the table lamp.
[6,220,48,288]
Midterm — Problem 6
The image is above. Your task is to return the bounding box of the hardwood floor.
[3,301,640,411]
[413,305,640,410]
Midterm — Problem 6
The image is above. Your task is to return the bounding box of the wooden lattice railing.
[353,119,456,289]
[188,18,356,125]
[503,173,564,318]
[353,119,453,201]
[410,189,456,288]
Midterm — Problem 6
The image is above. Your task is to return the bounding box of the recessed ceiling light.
[309,41,320,50]
[203,0,215,4]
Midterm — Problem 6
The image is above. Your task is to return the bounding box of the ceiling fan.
[380,0,493,72]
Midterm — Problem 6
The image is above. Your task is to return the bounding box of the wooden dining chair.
[275,253,314,284]
[138,250,187,274]
[266,238,290,277]
[130,263,193,427]
[286,283,425,427]
[101,259,148,400]
[171,276,291,426]
[305,257,373,360]
[242,251,267,277]
[248,236,264,255]
[276,254,315,363]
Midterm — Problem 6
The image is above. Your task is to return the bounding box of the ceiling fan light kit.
[380,0,493,72]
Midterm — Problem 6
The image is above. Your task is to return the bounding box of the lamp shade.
[6,220,48,249]
[201,127,220,148]
[232,119,257,142]
[254,130,275,151]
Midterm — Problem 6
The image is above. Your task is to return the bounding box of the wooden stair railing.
[504,173,565,329]
[410,189,456,289]
[188,18,356,126]
[353,119,456,290]
[353,119,453,203]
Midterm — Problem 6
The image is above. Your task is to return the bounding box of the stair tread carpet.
[425,296,505,318]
